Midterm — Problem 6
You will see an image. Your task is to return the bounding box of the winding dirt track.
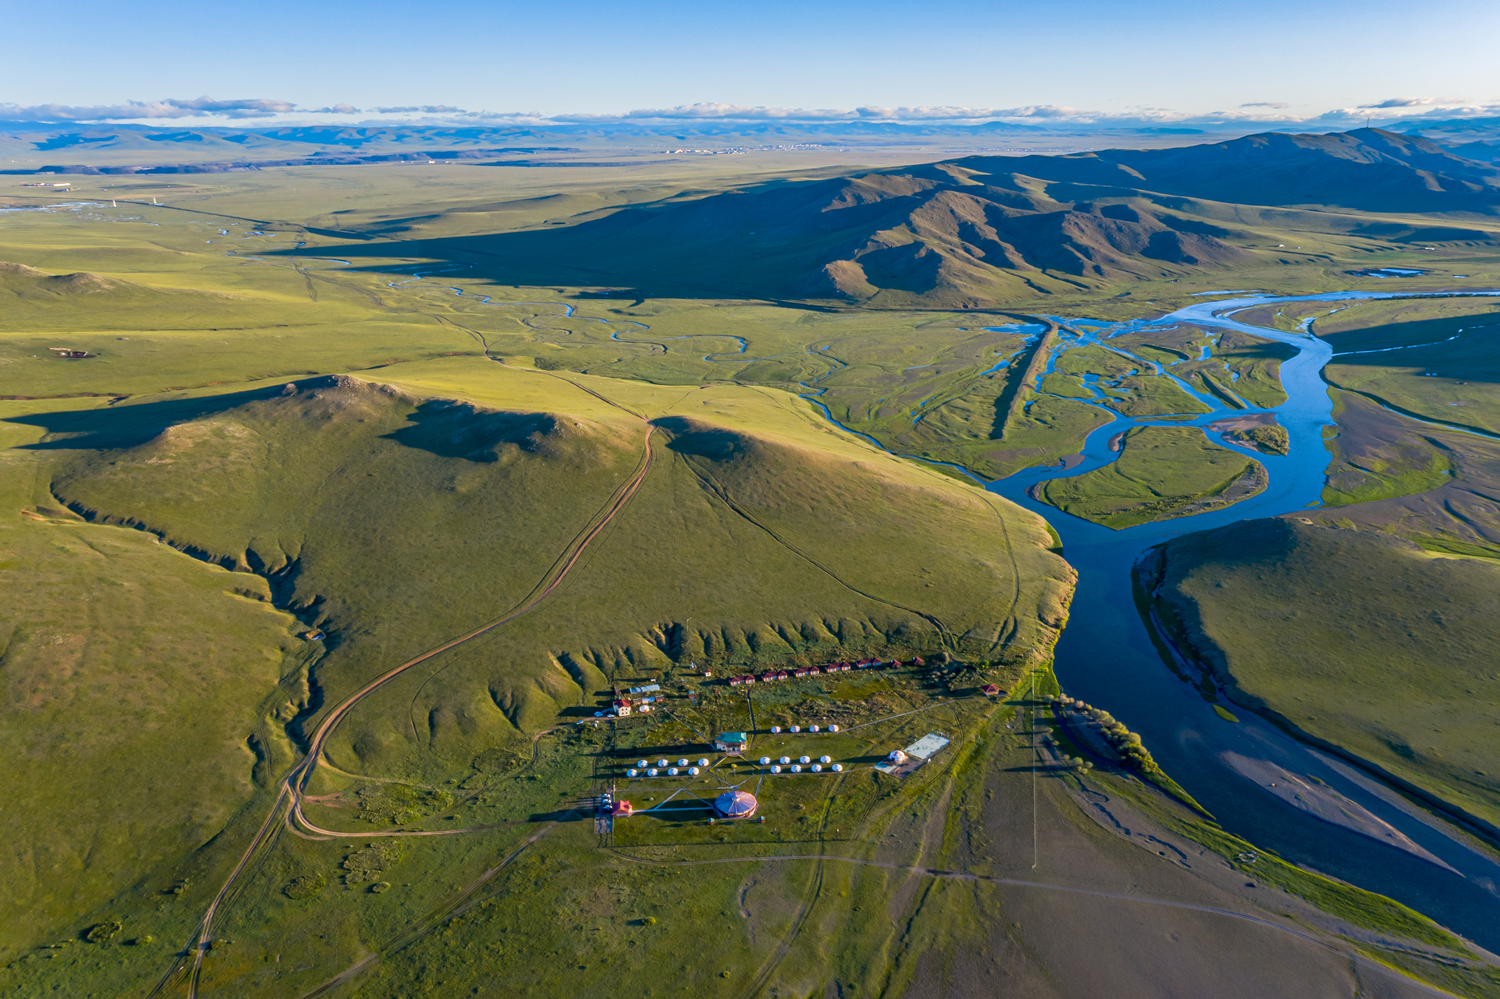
[158,420,656,999]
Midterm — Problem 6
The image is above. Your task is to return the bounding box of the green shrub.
[283,873,326,900]
[84,921,122,943]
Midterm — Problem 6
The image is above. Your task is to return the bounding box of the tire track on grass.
[293,824,554,999]
[401,420,656,742]
[161,405,656,998]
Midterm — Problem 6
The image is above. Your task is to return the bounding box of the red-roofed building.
[981,684,1001,697]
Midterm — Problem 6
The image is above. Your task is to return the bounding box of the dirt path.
[165,385,657,999]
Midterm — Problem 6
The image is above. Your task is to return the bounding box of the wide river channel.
[853,291,1500,951]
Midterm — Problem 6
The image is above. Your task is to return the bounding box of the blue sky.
[3,0,1498,125]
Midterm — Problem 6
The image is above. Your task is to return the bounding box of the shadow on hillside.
[654,416,751,461]
[9,376,341,451]
[274,220,750,301]
[381,400,558,463]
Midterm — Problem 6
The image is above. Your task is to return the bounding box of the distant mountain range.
[356,128,1499,306]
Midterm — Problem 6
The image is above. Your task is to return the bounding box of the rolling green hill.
[35,359,1072,778]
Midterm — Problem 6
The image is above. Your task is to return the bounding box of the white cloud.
[1241,101,1291,109]
[548,102,1085,123]
[372,105,465,114]
[0,96,294,122]
[1358,96,1468,109]
[311,104,361,114]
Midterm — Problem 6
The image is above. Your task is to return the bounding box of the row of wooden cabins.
[726,657,924,687]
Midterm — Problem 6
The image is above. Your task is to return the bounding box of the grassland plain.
[341,671,1484,999]
[1038,425,1268,529]
[1141,519,1500,836]
[5,165,1500,997]
[1289,296,1500,551]
[0,197,1312,491]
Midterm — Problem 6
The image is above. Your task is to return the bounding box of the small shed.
[981,684,1001,697]
[715,732,749,754]
[612,800,634,817]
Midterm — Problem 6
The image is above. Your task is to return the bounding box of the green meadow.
[4,161,1500,998]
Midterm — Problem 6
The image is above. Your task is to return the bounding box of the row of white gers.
[629,757,708,777]
[624,754,843,778]
[770,724,837,733]
[762,753,842,774]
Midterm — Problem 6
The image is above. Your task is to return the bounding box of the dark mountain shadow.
[654,416,754,461]
[9,376,339,451]
[262,129,1500,308]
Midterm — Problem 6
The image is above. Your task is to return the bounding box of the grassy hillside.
[1038,425,1266,529]
[1142,518,1500,833]
[35,357,1072,780]
[986,128,1500,214]
[6,163,1500,999]
[0,399,303,952]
